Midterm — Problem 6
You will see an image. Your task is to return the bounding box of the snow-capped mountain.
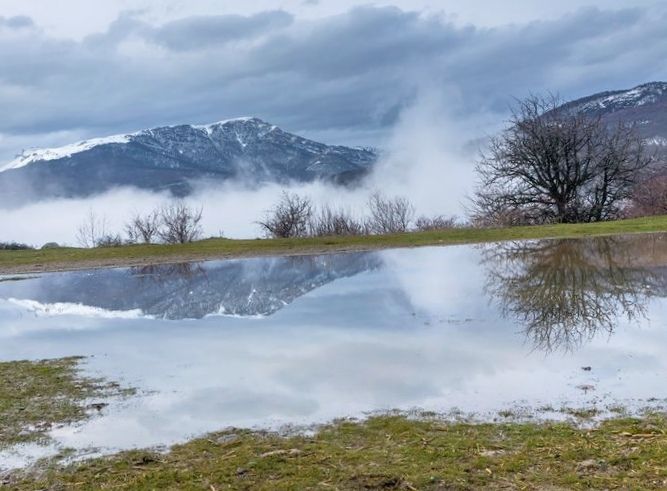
[562,82,667,145]
[0,117,377,204]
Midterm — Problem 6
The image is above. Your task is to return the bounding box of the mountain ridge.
[0,117,377,205]
[561,81,667,146]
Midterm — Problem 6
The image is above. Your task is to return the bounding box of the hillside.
[0,117,377,205]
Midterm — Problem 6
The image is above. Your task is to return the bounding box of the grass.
[2,215,667,273]
[2,358,666,489]
[5,414,667,490]
[0,357,133,449]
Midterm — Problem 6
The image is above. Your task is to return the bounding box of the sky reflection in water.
[1,235,666,464]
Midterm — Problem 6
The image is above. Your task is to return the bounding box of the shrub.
[0,242,33,251]
[414,215,457,231]
[157,203,204,244]
[309,205,366,237]
[367,192,414,234]
[258,192,313,238]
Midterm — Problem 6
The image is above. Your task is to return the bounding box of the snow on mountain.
[562,82,667,143]
[2,117,271,172]
[572,82,667,113]
[3,134,133,172]
[0,117,378,204]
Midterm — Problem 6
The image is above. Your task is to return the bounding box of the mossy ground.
[2,215,667,274]
[0,357,133,449]
[2,414,665,490]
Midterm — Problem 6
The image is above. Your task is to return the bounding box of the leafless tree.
[367,192,415,234]
[472,95,652,225]
[258,192,313,238]
[157,202,204,244]
[76,210,108,248]
[414,215,457,231]
[309,205,365,237]
[627,172,667,217]
[126,210,161,244]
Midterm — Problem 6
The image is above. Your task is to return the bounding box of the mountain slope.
[562,82,667,147]
[0,118,377,205]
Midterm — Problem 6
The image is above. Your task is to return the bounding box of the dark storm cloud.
[0,16,34,29]
[152,11,294,51]
[0,4,666,159]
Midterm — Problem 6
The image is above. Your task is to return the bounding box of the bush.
[309,205,366,237]
[0,242,33,251]
[627,173,667,217]
[157,203,204,244]
[258,192,313,238]
[126,211,161,244]
[414,215,457,231]
[367,192,414,234]
[95,234,124,248]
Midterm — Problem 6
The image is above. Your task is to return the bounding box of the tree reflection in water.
[481,235,667,352]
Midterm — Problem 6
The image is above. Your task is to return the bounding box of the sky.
[0,0,666,162]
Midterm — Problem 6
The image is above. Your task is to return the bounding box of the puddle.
[1,234,667,468]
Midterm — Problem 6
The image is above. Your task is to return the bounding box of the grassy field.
[2,215,667,274]
[5,413,666,490]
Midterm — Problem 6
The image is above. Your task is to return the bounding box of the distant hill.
[561,82,667,151]
[0,117,377,205]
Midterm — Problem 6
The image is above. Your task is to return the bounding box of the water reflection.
[0,253,381,319]
[1,236,667,467]
[481,235,667,352]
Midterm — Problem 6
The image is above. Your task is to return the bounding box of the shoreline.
[1,215,667,275]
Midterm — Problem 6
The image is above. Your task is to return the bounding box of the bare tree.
[627,172,667,217]
[414,215,457,231]
[157,202,204,244]
[76,210,108,248]
[367,192,415,234]
[309,205,365,237]
[258,192,313,238]
[472,95,652,225]
[126,210,161,244]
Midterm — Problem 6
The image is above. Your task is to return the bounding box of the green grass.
[2,358,666,489]
[8,414,667,490]
[0,357,133,449]
[3,215,667,273]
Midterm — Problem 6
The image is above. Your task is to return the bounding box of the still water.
[1,235,667,466]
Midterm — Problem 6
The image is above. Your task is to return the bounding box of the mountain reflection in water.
[1,235,667,353]
[2,235,667,466]
[0,253,382,319]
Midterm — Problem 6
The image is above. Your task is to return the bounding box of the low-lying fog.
[0,92,488,247]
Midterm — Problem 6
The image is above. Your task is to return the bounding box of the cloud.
[0,4,666,163]
[152,11,293,51]
[0,15,34,29]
